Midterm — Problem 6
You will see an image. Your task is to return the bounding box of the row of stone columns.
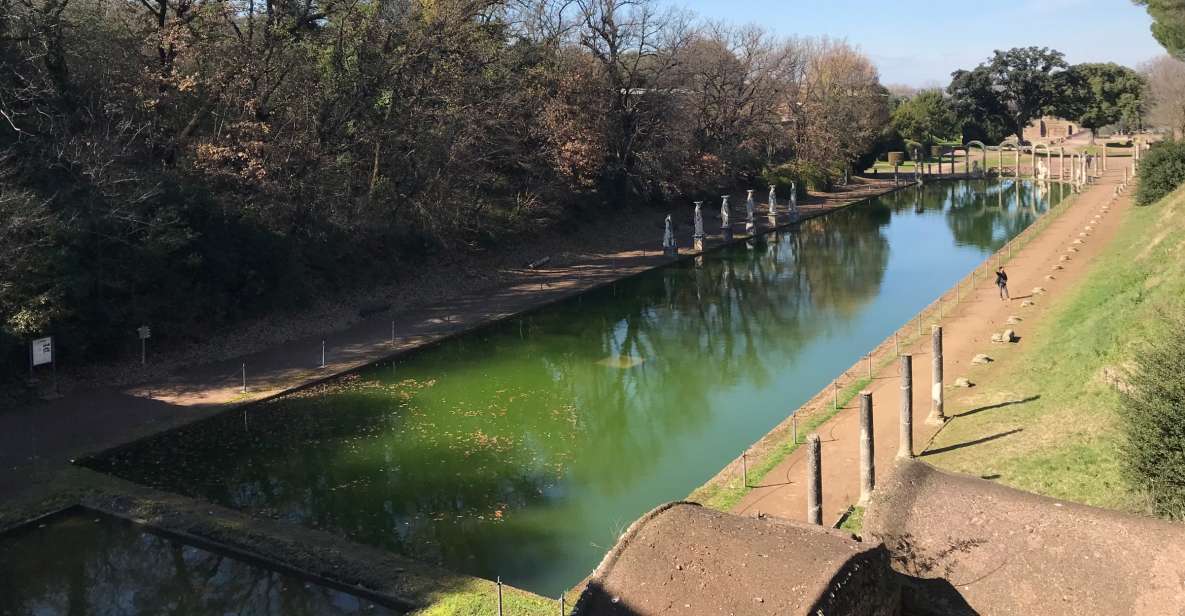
[677,185,800,256]
[805,325,947,524]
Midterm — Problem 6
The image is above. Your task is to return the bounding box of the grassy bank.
[691,378,872,512]
[923,184,1185,512]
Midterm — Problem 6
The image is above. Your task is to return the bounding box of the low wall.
[574,502,900,616]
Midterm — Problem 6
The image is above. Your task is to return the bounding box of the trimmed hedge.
[1136,140,1185,206]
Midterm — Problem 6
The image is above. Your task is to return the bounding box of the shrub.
[1119,310,1185,518]
[903,140,925,161]
[762,163,810,199]
[1136,140,1185,206]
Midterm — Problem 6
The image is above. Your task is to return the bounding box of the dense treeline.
[0,0,889,374]
[885,47,1148,155]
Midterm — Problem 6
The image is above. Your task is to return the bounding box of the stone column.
[720,195,733,242]
[898,354,913,459]
[807,434,822,525]
[858,391,875,506]
[693,202,705,252]
[927,325,945,425]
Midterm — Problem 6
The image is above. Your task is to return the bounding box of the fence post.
[858,391,875,505]
[899,354,914,459]
[927,326,946,425]
[807,434,822,525]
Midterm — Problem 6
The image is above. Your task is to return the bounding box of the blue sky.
[678,0,1164,86]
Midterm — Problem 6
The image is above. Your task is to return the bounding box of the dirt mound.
[574,502,899,616]
[864,460,1185,616]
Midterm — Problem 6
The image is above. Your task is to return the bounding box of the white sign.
[32,336,53,367]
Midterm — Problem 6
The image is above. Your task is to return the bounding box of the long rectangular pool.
[84,180,1065,596]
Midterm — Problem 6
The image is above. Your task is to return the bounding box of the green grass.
[923,183,1185,512]
[838,506,865,534]
[410,579,563,616]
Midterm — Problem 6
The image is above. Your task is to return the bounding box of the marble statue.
[720,195,733,241]
[745,189,757,234]
[663,214,676,257]
[693,202,705,251]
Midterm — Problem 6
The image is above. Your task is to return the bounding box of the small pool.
[0,509,402,616]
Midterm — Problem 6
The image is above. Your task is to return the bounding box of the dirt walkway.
[0,180,901,500]
[734,169,1130,525]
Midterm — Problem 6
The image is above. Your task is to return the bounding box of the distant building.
[1022,116,1078,143]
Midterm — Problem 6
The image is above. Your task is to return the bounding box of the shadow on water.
[0,509,402,615]
[81,180,1064,596]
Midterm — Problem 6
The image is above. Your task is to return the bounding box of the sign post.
[137,325,152,366]
[31,336,56,394]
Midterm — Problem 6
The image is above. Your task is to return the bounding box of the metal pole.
[807,434,822,525]
[894,331,899,356]
[867,353,872,379]
[560,595,565,615]
[321,340,326,368]
[928,326,945,425]
[899,354,914,459]
[858,391,875,505]
[742,452,748,487]
[497,577,504,616]
[833,381,838,410]
[242,363,247,393]
[141,338,146,367]
[391,321,396,343]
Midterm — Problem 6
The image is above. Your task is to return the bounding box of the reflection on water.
[0,511,399,616]
[86,180,1063,596]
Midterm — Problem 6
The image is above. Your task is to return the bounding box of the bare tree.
[1143,54,1185,138]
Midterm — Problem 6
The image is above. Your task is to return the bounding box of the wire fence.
[709,178,1085,501]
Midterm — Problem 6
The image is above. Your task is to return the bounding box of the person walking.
[996,266,1010,301]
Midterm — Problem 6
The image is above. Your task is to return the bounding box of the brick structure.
[1023,116,1078,143]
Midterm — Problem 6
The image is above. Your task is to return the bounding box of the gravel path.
[731,168,1131,526]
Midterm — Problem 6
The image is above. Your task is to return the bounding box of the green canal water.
[0,510,400,615]
[86,180,1065,596]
